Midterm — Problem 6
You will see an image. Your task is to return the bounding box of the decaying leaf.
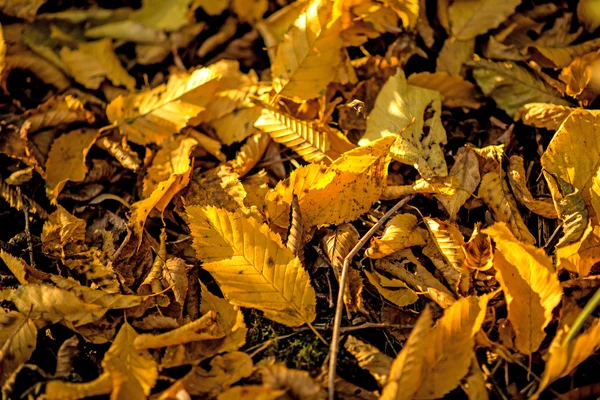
[436,147,480,219]
[365,213,427,259]
[483,223,562,354]
[508,155,557,219]
[187,205,316,327]
[259,362,323,399]
[361,69,448,178]
[462,224,493,272]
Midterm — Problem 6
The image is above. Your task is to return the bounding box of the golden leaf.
[229,132,271,177]
[106,66,220,145]
[47,322,158,400]
[483,223,562,354]
[555,222,600,279]
[211,106,262,145]
[462,359,489,400]
[407,71,481,109]
[23,93,94,133]
[385,0,419,29]
[529,37,600,68]
[436,147,480,218]
[60,39,135,90]
[471,59,569,117]
[259,362,323,399]
[413,295,489,398]
[436,37,474,75]
[365,213,427,259]
[383,177,458,200]
[508,155,557,219]
[559,50,600,100]
[344,335,392,386]
[462,224,493,272]
[517,103,580,130]
[95,136,141,171]
[0,250,29,285]
[254,105,332,163]
[3,51,70,90]
[217,385,285,400]
[365,270,419,308]
[271,0,343,101]
[134,311,224,349]
[423,217,470,295]
[232,0,268,22]
[380,307,432,400]
[45,128,99,201]
[186,205,316,327]
[193,0,229,15]
[0,310,37,385]
[533,318,600,399]
[448,0,521,40]
[478,171,536,244]
[578,0,600,32]
[361,69,448,178]
[188,128,226,162]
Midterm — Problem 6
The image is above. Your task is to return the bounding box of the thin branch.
[327,195,413,400]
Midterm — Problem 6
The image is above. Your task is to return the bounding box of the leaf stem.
[327,195,413,400]
[562,287,600,346]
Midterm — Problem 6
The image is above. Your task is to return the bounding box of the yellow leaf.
[462,359,489,400]
[132,0,198,32]
[23,93,94,133]
[272,0,343,100]
[0,310,37,385]
[365,270,419,308]
[3,51,70,90]
[478,171,536,244]
[211,106,262,145]
[217,385,285,400]
[448,0,521,40]
[529,37,600,68]
[407,71,481,109]
[436,37,474,75]
[130,137,196,241]
[259,362,323,399]
[555,219,600,277]
[517,103,580,130]
[508,155,557,219]
[380,307,432,400]
[254,105,332,163]
[483,223,563,354]
[229,133,271,177]
[361,69,448,178]
[60,39,135,90]
[559,50,600,100]
[533,318,600,399]
[383,177,458,200]
[462,224,493,272]
[106,66,220,145]
[232,0,268,22]
[471,59,569,117]
[365,213,427,259]
[578,0,600,32]
[46,373,112,400]
[0,25,5,78]
[186,205,316,327]
[188,128,226,162]
[192,0,228,15]
[385,0,419,28]
[344,335,392,386]
[104,322,158,399]
[134,311,224,349]
[423,217,470,294]
[0,250,29,285]
[45,128,98,202]
[435,147,480,218]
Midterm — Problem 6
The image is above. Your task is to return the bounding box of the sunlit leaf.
[448,0,521,40]
[435,147,480,218]
[365,269,419,308]
[0,310,37,385]
[365,213,427,259]
[508,155,557,219]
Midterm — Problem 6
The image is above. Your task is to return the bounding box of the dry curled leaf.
[365,213,427,259]
[508,155,557,219]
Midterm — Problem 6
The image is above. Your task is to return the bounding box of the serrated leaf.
[361,69,448,178]
[254,105,331,163]
[271,0,343,101]
[0,250,28,285]
[448,0,521,40]
[555,222,600,278]
[533,318,600,399]
[380,307,432,400]
[478,171,536,244]
[462,224,493,272]
[483,223,563,354]
[508,155,557,219]
[186,205,316,327]
[517,103,580,130]
[45,128,99,202]
[106,66,220,145]
[365,213,428,259]
[0,310,37,385]
[344,336,392,386]
[435,147,480,218]
[471,59,569,117]
[365,270,419,308]
[228,132,271,178]
[60,39,135,90]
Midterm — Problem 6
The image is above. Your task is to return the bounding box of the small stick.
[327,195,413,400]
[18,188,35,267]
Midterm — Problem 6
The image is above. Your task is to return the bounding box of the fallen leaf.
[365,213,428,259]
[365,269,419,308]
[0,310,37,385]
[517,103,580,130]
[435,147,480,219]
[448,0,521,40]
[508,155,557,219]
[344,335,392,386]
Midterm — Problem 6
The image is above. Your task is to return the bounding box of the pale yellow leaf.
[186,205,316,327]
[478,171,536,244]
[407,71,481,109]
[0,310,37,385]
[471,59,569,117]
[508,155,557,219]
[85,20,166,44]
[517,103,581,130]
[533,318,600,399]
[483,223,563,354]
[435,147,480,218]
[380,307,432,400]
[106,66,220,145]
[414,295,489,398]
[211,106,262,146]
[344,335,392,386]
[254,105,331,163]
[436,37,474,75]
[45,128,98,202]
[529,37,600,68]
[365,213,427,259]
[365,270,419,308]
[272,0,343,101]
[361,69,448,178]
[60,39,135,90]
[132,0,197,32]
[448,0,521,40]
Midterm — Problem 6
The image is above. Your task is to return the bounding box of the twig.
[562,287,600,346]
[327,195,413,399]
[18,188,35,267]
